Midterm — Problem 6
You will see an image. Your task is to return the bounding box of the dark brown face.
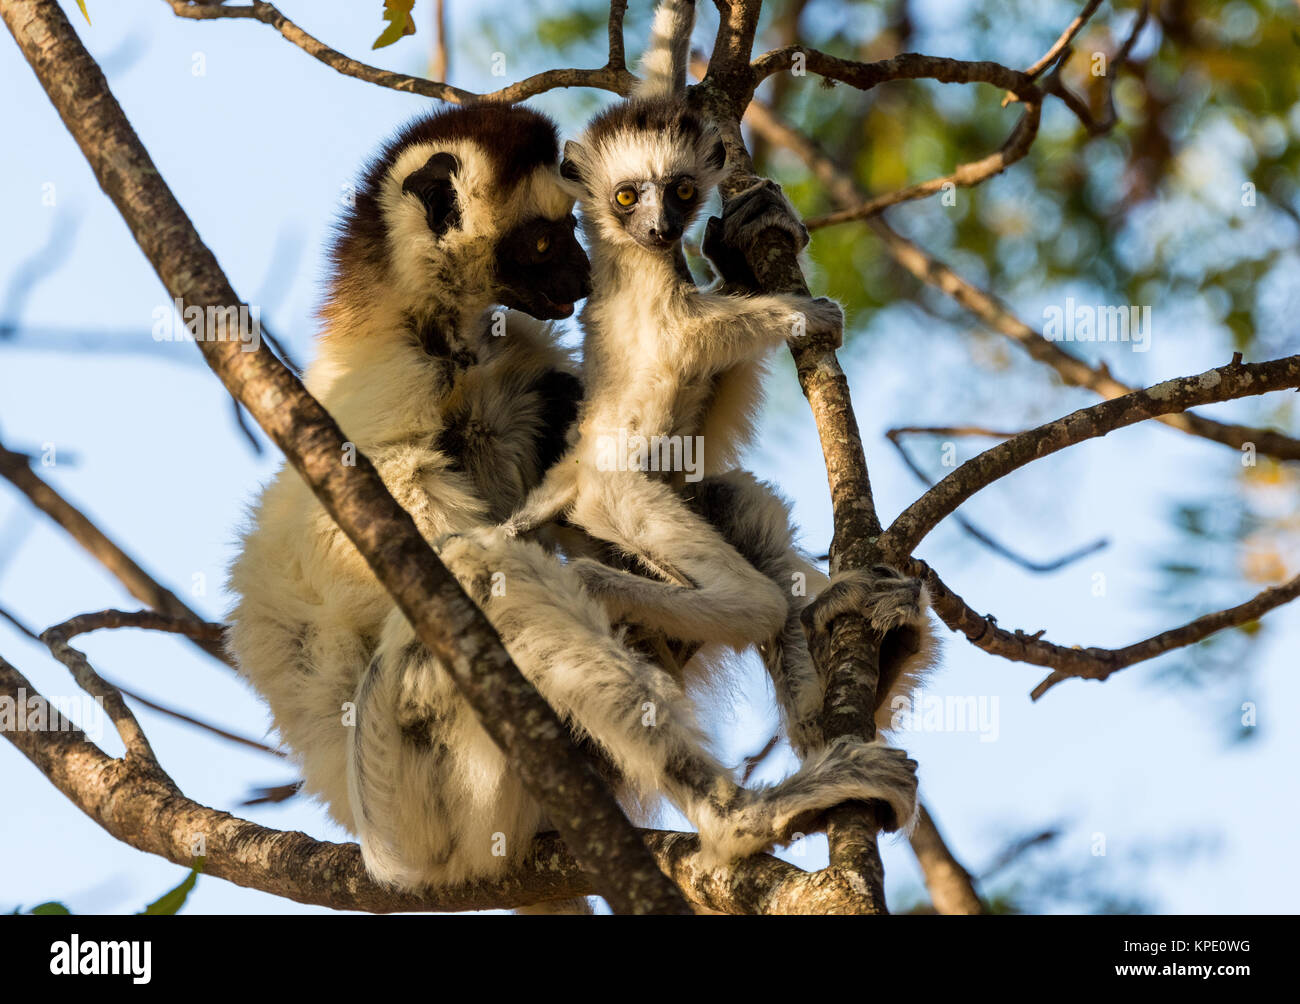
[400,148,591,320]
[492,214,591,320]
[609,175,701,250]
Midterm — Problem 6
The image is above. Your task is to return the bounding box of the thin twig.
[910,559,1300,696]
[740,97,1300,462]
[0,437,233,665]
[162,0,635,103]
[1025,0,1104,79]
[885,427,1108,573]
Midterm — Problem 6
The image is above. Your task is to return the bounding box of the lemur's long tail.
[635,0,697,98]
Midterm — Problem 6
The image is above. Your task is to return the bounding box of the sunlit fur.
[228,104,918,899]
[507,0,936,760]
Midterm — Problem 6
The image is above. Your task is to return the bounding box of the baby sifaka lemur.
[502,0,938,755]
[227,101,919,899]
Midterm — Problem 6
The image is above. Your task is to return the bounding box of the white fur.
[228,124,919,900]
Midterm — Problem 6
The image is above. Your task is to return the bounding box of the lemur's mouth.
[541,295,575,318]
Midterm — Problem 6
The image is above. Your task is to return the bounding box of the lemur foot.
[722,178,809,254]
[696,737,919,864]
[801,564,928,639]
[800,565,933,710]
[703,178,808,290]
[787,295,844,345]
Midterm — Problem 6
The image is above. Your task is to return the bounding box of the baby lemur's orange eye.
[675,180,696,201]
[615,187,638,207]
[535,236,550,254]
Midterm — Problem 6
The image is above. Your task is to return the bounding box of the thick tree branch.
[699,0,894,914]
[909,804,984,915]
[5,0,686,915]
[162,0,635,103]
[2,643,885,914]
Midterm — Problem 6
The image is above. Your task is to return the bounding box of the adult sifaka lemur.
[228,102,918,902]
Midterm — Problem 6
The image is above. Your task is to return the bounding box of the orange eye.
[675,180,696,200]
[615,187,637,207]
[535,236,551,253]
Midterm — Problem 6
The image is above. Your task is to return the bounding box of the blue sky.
[1,1,1297,914]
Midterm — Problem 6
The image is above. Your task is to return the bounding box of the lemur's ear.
[705,137,726,173]
[560,140,586,186]
[403,151,462,237]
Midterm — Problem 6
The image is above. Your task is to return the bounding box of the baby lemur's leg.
[565,471,791,651]
[802,565,939,735]
[683,471,829,757]
[433,526,918,854]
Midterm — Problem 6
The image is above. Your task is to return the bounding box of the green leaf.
[74,1,90,25]
[139,859,204,916]
[373,0,417,50]
[30,901,72,915]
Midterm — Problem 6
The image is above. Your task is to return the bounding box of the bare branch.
[6,0,685,915]
[805,101,1040,229]
[0,437,233,666]
[909,804,984,914]
[740,97,1300,462]
[751,48,1039,99]
[430,0,448,83]
[881,354,1300,558]
[885,428,1108,573]
[21,607,279,756]
[162,0,635,103]
[910,559,1300,696]
[1044,1,1151,135]
[1025,0,1104,79]
[607,0,628,71]
[38,617,162,765]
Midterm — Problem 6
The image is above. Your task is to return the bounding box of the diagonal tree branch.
[5,0,687,916]
[1025,0,1104,79]
[909,559,1300,697]
[908,804,984,915]
[0,436,233,666]
[739,96,1300,463]
[881,354,1300,558]
[804,100,1040,230]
